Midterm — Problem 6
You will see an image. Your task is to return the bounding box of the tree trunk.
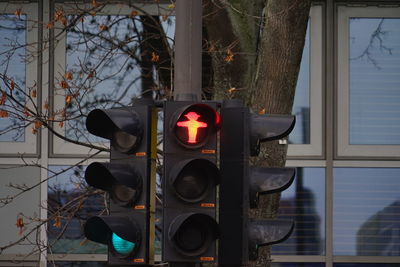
[205,0,311,266]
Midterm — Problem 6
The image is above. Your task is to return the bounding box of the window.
[51,4,173,156]
[333,168,400,256]
[0,3,38,155]
[337,6,400,158]
[47,165,106,254]
[288,5,323,158]
[272,167,325,256]
[0,166,41,257]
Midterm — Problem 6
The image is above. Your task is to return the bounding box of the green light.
[111,232,135,255]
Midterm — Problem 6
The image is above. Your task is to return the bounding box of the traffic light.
[162,101,220,263]
[219,99,296,265]
[83,101,157,265]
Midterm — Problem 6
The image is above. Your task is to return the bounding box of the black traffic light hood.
[249,167,296,208]
[249,113,296,156]
[86,108,143,141]
[84,215,141,245]
[85,162,142,194]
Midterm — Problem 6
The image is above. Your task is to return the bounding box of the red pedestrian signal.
[172,104,219,148]
[176,111,208,144]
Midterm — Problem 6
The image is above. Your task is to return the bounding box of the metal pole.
[169,1,202,266]
[173,0,202,101]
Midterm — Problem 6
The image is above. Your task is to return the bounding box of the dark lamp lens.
[113,130,137,153]
[175,220,205,252]
[174,174,208,202]
[111,184,137,204]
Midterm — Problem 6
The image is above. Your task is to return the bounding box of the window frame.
[51,3,171,156]
[0,3,39,156]
[336,5,400,158]
[288,4,324,158]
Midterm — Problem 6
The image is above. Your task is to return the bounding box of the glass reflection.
[333,168,400,256]
[63,15,175,143]
[47,165,106,254]
[349,18,400,145]
[272,168,325,255]
[289,21,310,144]
[0,14,26,142]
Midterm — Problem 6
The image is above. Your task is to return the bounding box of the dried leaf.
[16,217,24,228]
[91,0,97,8]
[44,101,49,110]
[59,80,69,89]
[15,8,22,18]
[88,70,96,79]
[47,21,54,29]
[90,11,97,17]
[10,80,15,91]
[227,87,236,93]
[53,216,62,228]
[64,72,73,80]
[31,89,37,98]
[208,43,216,53]
[151,52,160,62]
[0,110,9,118]
[32,127,37,134]
[99,24,108,31]
[34,120,42,129]
[258,108,266,115]
[54,9,64,22]
[23,107,31,117]
[0,91,6,105]
[61,18,68,26]
[225,49,234,62]
[59,121,64,128]
[65,95,72,104]
[130,10,139,17]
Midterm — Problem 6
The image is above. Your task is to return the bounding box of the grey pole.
[173,0,202,101]
[169,1,202,266]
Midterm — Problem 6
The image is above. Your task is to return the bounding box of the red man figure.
[177,112,208,144]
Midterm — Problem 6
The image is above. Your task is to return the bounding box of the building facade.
[0,1,399,266]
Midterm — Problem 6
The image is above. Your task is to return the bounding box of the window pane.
[349,18,400,144]
[333,168,400,256]
[62,15,174,143]
[47,165,107,254]
[0,14,26,142]
[272,168,325,255]
[290,21,310,144]
[0,166,40,254]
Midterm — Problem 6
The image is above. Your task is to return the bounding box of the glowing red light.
[176,112,208,144]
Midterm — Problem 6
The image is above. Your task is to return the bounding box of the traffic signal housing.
[83,103,157,265]
[219,99,296,265]
[162,101,220,263]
